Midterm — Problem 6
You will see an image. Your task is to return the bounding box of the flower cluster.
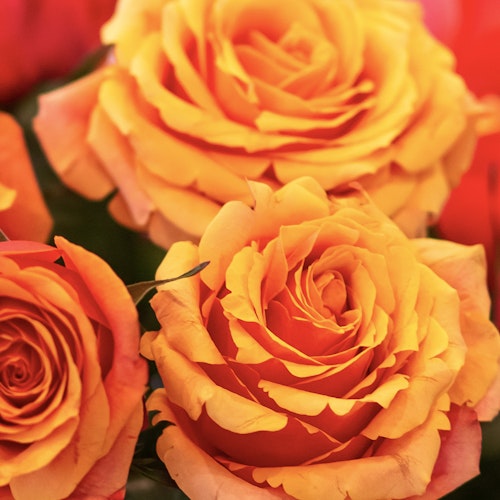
[1,1,500,499]
[34,0,490,246]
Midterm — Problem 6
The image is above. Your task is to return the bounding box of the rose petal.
[407,405,481,500]
[54,237,147,451]
[0,113,52,242]
[148,389,288,499]
[34,69,115,200]
[249,410,446,500]
[70,402,144,498]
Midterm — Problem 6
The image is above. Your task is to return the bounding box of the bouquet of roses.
[1,1,500,499]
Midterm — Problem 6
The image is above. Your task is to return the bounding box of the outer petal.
[70,402,144,498]
[54,236,148,450]
[148,389,290,500]
[408,405,481,500]
[412,239,491,315]
[413,238,500,416]
[248,411,446,500]
[0,113,52,242]
[34,69,116,200]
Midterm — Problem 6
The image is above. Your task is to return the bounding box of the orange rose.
[0,237,147,500]
[35,0,482,247]
[141,178,500,499]
[0,113,52,242]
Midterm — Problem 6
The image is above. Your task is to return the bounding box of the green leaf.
[127,261,209,305]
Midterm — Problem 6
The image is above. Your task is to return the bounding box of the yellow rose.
[35,0,481,246]
[142,178,500,499]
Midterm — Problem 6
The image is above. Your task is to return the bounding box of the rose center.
[2,358,30,387]
[313,270,347,318]
[0,335,44,403]
[278,22,316,64]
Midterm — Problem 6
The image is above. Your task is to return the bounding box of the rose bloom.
[0,0,117,103]
[0,236,147,500]
[0,112,51,242]
[417,0,500,323]
[141,177,500,500]
[34,0,486,248]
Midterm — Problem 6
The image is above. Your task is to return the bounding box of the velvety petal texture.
[0,113,52,242]
[0,0,117,103]
[35,0,484,247]
[0,237,147,500]
[142,178,500,500]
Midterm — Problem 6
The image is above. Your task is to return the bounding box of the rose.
[35,0,484,248]
[141,177,500,499]
[0,0,117,103]
[0,236,147,500]
[0,237,148,499]
[416,0,500,324]
[0,112,52,242]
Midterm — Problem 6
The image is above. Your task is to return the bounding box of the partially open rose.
[0,0,117,103]
[142,178,500,499]
[0,237,147,500]
[35,0,484,247]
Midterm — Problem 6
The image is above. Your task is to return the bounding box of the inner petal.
[235,43,296,87]
[215,0,324,45]
[245,30,306,73]
[278,22,317,64]
[309,269,347,318]
[278,39,339,98]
